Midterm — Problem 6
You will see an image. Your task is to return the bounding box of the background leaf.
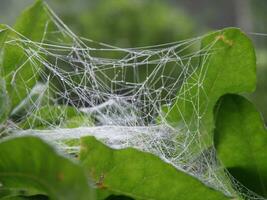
[80,136,229,200]
[214,94,267,198]
[1,0,53,109]
[0,136,94,200]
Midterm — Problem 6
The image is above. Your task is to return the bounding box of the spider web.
[1,3,264,200]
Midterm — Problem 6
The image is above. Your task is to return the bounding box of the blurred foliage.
[248,0,267,123]
[251,0,267,44]
[56,0,196,47]
[249,49,267,121]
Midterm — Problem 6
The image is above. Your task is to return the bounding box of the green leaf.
[63,115,95,128]
[19,105,93,129]
[214,94,267,198]
[13,0,50,41]
[0,136,94,200]
[1,0,53,109]
[164,28,256,146]
[80,136,229,200]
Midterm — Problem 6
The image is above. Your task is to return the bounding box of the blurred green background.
[0,0,266,122]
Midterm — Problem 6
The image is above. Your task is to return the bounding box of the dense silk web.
[1,3,264,200]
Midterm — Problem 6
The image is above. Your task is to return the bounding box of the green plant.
[58,0,195,47]
[0,1,266,200]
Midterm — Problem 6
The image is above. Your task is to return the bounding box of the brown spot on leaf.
[216,34,233,46]
[96,173,107,189]
[57,172,65,181]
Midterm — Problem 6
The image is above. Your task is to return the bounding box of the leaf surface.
[0,136,94,200]
[80,136,229,200]
[1,0,53,109]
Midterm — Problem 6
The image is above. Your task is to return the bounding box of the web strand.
[1,4,265,200]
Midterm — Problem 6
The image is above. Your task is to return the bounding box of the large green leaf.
[164,28,256,146]
[80,136,230,200]
[0,136,94,200]
[1,0,52,109]
[214,94,267,198]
